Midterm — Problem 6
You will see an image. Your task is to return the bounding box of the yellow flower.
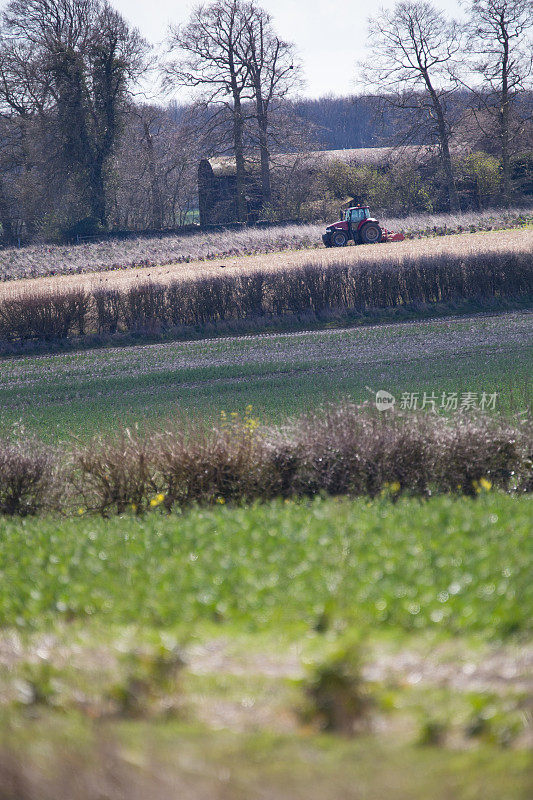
[390,481,401,494]
[479,478,492,491]
[245,404,253,415]
[77,507,85,515]
[156,493,165,503]
[131,503,137,512]
[244,417,259,435]
[216,496,226,504]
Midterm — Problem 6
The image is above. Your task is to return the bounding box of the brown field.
[1,227,532,300]
[1,206,530,287]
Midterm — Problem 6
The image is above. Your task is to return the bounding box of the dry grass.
[0,210,531,299]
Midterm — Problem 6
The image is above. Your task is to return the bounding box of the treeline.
[0,0,531,244]
[288,93,477,151]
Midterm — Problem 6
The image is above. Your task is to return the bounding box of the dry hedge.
[0,437,60,516]
[0,404,531,516]
[0,248,531,345]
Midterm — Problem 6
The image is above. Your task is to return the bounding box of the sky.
[111,0,465,102]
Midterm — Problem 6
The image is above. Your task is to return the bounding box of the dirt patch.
[1,631,531,696]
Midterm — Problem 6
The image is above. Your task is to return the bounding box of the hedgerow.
[0,403,530,516]
[0,247,531,346]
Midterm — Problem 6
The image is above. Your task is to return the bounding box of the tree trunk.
[499,21,511,206]
[438,125,461,213]
[254,73,271,206]
[143,121,164,229]
[89,160,107,227]
[257,111,271,207]
[0,180,15,244]
[426,83,460,212]
[232,93,248,222]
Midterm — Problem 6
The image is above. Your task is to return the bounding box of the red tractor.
[322,206,404,247]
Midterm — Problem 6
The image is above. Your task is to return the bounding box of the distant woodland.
[0,0,530,241]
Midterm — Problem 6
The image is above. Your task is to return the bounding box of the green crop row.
[0,493,531,638]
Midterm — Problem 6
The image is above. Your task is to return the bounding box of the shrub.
[0,438,60,515]
[71,430,159,515]
[0,289,89,342]
[302,635,375,735]
[150,424,266,509]
[287,404,529,499]
[435,417,527,495]
[418,718,449,747]
[93,288,122,334]
[108,644,185,718]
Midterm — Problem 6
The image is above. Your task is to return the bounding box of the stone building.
[197,147,420,226]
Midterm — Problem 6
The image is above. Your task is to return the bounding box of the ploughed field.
[0,205,531,289]
[1,226,532,299]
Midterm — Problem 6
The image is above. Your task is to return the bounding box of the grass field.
[3,714,531,800]
[1,493,532,797]
[1,311,531,441]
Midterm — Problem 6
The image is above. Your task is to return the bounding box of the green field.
[1,494,532,796]
[1,311,531,441]
[1,494,530,635]
[1,309,532,796]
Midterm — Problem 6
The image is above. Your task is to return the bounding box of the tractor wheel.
[359,222,382,244]
[330,230,348,247]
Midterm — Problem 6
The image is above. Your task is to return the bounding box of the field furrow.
[1,227,532,299]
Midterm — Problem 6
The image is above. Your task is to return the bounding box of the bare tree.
[0,0,149,230]
[164,1,256,222]
[237,4,299,205]
[362,1,461,212]
[462,0,533,204]
[112,104,199,230]
[164,0,301,221]
[134,105,167,229]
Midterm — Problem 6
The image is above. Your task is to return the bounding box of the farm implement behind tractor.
[322,206,405,247]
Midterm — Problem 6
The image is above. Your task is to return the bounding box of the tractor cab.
[341,206,370,224]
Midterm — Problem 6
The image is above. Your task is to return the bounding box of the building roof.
[204,146,432,177]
